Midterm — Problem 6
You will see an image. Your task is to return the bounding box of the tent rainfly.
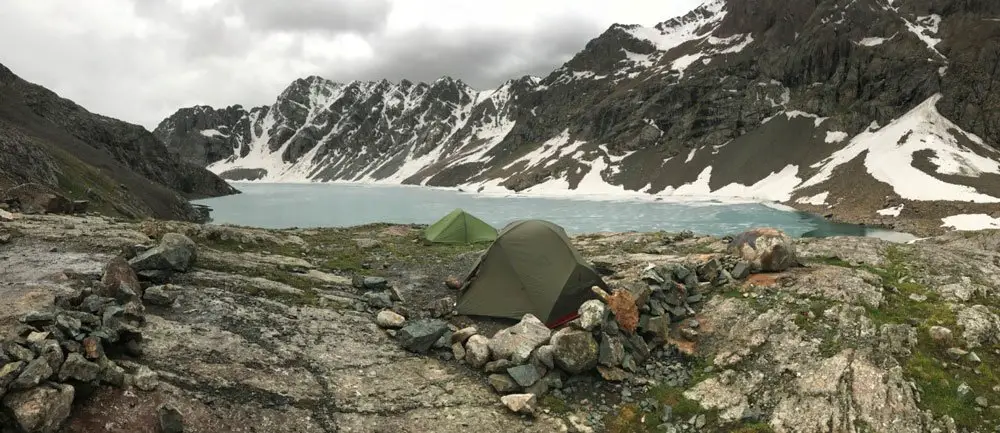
[423,208,498,244]
[456,219,608,326]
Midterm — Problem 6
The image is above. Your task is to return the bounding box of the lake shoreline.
[204,181,924,241]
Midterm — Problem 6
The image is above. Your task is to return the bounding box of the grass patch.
[648,385,702,420]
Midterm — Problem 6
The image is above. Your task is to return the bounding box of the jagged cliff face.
[156,0,1000,224]
[0,63,238,222]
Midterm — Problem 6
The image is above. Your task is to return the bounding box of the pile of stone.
[0,232,195,433]
[373,227,798,415]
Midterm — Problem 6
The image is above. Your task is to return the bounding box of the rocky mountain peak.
[158,0,1000,232]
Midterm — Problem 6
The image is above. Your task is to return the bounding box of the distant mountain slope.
[157,0,1000,233]
[0,63,238,221]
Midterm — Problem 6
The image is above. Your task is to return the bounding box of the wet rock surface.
[2,214,1000,432]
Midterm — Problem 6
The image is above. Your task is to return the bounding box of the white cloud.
[0,0,700,129]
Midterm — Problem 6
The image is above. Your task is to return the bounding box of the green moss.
[539,395,572,414]
[648,386,702,420]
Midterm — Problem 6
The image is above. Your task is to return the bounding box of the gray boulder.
[398,319,449,354]
[598,333,625,367]
[130,233,198,273]
[488,314,551,363]
[10,358,53,390]
[58,353,101,382]
[550,328,599,374]
[728,228,798,272]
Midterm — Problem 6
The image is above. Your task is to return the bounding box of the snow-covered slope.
[155,0,1000,230]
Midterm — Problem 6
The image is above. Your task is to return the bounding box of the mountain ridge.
[0,62,239,221]
[156,0,1000,234]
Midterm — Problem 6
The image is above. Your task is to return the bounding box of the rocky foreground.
[0,212,999,433]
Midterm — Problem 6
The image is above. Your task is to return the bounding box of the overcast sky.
[0,0,700,130]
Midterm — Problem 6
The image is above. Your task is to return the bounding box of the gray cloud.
[235,0,392,34]
[0,0,698,129]
[314,17,605,88]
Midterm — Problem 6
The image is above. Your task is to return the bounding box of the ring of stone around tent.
[456,219,608,325]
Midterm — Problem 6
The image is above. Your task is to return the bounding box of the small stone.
[597,365,629,382]
[99,359,127,387]
[398,319,449,354]
[158,404,185,433]
[500,393,537,415]
[908,293,927,302]
[451,326,477,344]
[4,342,35,361]
[144,285,177,306]
[375,310,406,329]
[354,238,381,249]
[488,373,521,393]
[452,342,466,361]
[361,276,388,290]
[967,351,982,363]
[533,345,555,370]
[59,353,102,382]
[465,335,491,368]
[729,260,750,280]
[363,291,393,309]
[975,396,988,407]
[598,333,625,367]
[576,300,607,331]
[489,314,552,363]
[433,330,454,349]
[946,347,969,359]
[957,382,972,400]
[134,365,159,391]
[680,328,699,341]
[26,331,50,344]
[929,326,952,343]
[550,328,599,374]
[444,277,463,290]
[507,364,543,387]
[484,359,513,374]
[11,358,53,390]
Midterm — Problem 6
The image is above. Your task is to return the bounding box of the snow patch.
[798,94,1000,203]
[877,204,904,217]
[796,192,829,206]
[200,129,227,138]
[858,37,889,46]
[825,131,849,143]
[711,165,802,202]
[941,214,1000,231]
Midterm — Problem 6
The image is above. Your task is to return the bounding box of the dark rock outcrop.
[0,62,238,222]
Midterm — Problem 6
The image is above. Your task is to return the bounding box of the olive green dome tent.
[423,208,498,244]
[456,219,608,325]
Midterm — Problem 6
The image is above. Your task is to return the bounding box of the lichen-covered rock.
[488,374,520,394]
[576,300,607,331]
[2,383,74,433]
[488,314,551,363]
[956,305,1000,348]
[465,335,491,368]
[728,228,798,272]
[550,328,598,374]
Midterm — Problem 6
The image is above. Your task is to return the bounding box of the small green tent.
[423,208,498,244]
[456,219,608,325]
